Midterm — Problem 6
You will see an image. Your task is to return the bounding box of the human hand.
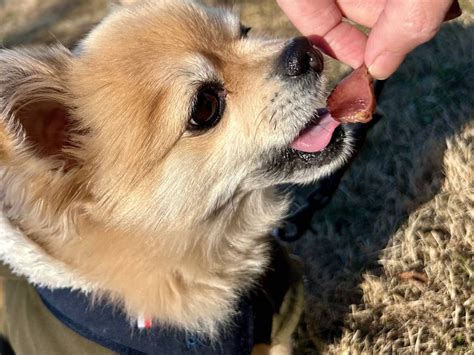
[277,0,462,79]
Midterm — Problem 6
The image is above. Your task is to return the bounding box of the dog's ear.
[0,46,75,164]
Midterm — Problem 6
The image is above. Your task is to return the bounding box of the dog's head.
[0,0,360,258]
[2,1,355,232]
[1,0,354,231]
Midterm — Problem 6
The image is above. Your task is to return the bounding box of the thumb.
[365,0,454,80]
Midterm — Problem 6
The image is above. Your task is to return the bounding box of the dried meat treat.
[327,65,376,124]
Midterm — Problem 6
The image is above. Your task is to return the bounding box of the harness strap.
[36,287,254,355]
[35,238,294,354]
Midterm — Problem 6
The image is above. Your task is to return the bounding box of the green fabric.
[0,263,19,280]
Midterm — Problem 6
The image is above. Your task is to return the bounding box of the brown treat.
[327,65,376,124]
[444,0,462,21]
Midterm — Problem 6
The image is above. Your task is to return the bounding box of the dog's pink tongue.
[290,113,340,152]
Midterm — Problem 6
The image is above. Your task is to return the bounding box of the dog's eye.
[240,25,252,39]
[189,85,226,130]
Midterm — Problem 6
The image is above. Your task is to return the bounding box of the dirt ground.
[1,1,473,353]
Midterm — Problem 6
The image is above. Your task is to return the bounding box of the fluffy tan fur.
[0,0,306,337]
[0,3,340,354]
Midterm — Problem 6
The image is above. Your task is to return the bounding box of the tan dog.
[0,0,355,353]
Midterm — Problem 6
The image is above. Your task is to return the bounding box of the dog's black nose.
[279,37,324,77]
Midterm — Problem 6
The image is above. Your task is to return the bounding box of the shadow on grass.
[289,21,473,352]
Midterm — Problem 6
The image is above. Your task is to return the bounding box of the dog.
[0,0,359,353]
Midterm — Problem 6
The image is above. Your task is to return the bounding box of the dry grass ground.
[1,0,472,353]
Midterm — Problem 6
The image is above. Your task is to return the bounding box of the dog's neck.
[1,181,289,333]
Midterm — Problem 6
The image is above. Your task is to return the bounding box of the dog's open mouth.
[290,65,376,154]
[290,109,340,153]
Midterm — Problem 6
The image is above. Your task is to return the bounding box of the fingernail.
[368,52,406,80]
[368,54,391,80]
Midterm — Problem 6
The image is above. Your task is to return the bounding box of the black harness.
[37,287,254,355]
[35,240,294,355]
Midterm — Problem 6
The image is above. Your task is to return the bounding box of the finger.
[337,0,386,28]
[308,22,366,68]
[338,0,460,28]
[277,0,366,68]
[276,0,342,37]
[365,0,454,79]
